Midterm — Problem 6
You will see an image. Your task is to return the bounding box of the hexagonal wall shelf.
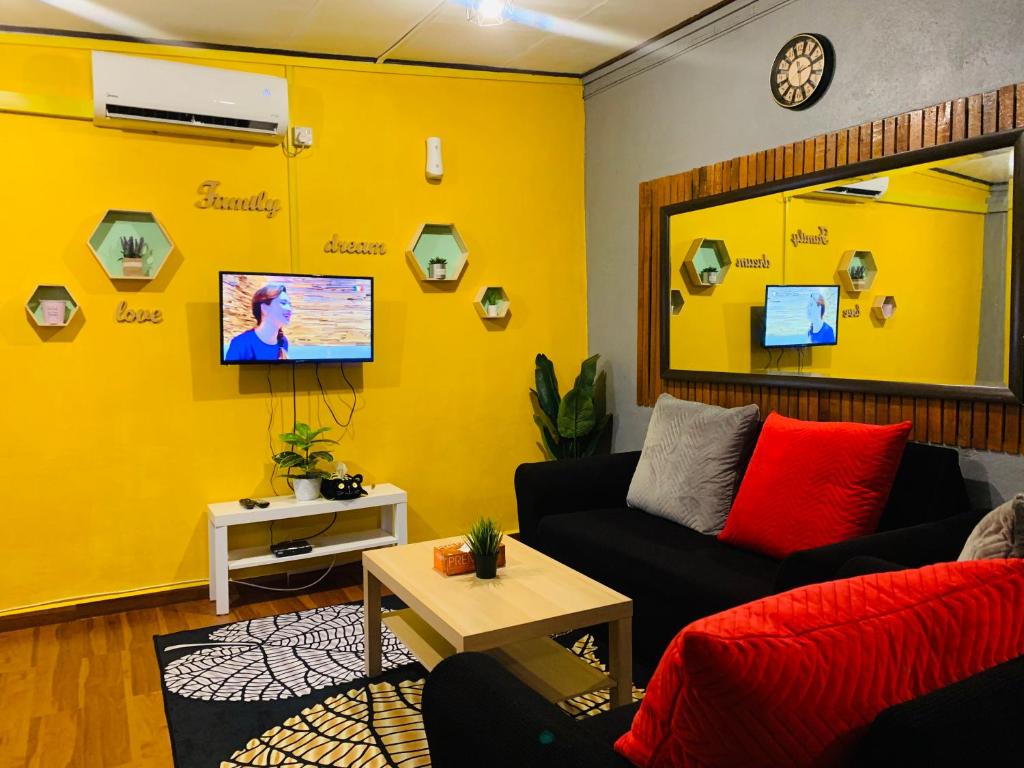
[473,286,510,319]
[670,289,684,315]
[407,223,468,282]
[88,210,174,282]
[25,284,79,327]
[872,295,897,322]
[682,238,731,288]
[838,250,877,293]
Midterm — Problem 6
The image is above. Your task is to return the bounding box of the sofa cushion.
[615,559,1024,768]
[537,508,778,625]
[718,413,911,558]
[958,493,1024,560]
[627,395,760,534]
[878,441,970,530]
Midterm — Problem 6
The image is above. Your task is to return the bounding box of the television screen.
[220,272,373,364]
[763,284,840,348]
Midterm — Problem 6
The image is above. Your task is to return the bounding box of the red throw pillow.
[615,560,1024,768]
[717,413,911,558]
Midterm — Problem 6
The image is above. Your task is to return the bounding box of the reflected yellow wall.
[669,161,996,385]
[0,35,587,614]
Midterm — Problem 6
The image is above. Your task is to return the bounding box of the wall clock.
[770,33,834,110]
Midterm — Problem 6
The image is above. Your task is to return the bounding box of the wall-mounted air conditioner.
[91,51,288,143]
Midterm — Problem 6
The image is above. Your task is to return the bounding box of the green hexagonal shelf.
[474,285,510,319]
[26,284,79,327]
[683,238,731,288]
[88,210,174,282]
[838,250,877,293]
[407,223,468,282]
[872,295,897,322]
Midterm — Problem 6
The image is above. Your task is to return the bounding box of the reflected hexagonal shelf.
[25,284,79,327]
[872,295,897,322]
[682,238,731,288]
[838,250,877,293]
[670,289,684,315]
[473,285,510,319]
[407,223,468,282]
[88,210,174,282]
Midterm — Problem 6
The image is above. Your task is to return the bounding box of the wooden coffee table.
[363,537,634,707]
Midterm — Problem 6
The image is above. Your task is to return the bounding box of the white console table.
[207,484,407,614]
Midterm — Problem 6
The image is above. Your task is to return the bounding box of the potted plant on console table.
[272,422,337,501]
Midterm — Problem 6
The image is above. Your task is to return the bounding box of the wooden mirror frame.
[659,128,1024,403]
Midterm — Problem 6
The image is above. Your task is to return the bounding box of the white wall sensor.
[426,137,444,180]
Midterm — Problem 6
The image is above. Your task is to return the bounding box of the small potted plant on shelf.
[119,235,148,278]
[701,266,719,285]
[428,256,448,280]
[465,517,503,579]
[483,288,502,317]
[272,422,337,501]
[849,264,866,289]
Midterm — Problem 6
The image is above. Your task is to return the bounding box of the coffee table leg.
[608,616,632,709]
[364,567,382,677]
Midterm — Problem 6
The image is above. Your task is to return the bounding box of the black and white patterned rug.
[155,598,643,767]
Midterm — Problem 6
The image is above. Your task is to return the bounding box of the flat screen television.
[220,271,373,364]
[763,284,840,348]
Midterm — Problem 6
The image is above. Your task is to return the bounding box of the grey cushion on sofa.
[626,394,759,534]
[958,493,1024,561]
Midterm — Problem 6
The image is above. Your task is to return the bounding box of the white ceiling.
[0,0,722,75]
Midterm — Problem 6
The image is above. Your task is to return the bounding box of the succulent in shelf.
[849,264,866,281]
[119,235,148,277]
[428,256,448,280]
[701,265,720,284]
[530,353,612,461]
[119,236,147,260]
[482,288,503,315]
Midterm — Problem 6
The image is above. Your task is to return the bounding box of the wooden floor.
[0,579,365,768]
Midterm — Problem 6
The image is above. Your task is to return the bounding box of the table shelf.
[228,528,399,571]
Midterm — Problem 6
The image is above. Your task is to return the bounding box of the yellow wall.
[668,159,995,386]
[0,34,588,614]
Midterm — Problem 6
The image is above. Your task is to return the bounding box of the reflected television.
[220,272,374,364]
[763,284,839,348]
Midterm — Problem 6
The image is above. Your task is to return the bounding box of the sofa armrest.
[423,652,629,768]
[514,452,641,547]
[774,510,983,593]
[856,654,1024,767]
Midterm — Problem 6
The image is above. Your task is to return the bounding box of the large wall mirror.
[661,130,1023,402]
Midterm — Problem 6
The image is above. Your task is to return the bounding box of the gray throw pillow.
[958,493,1024,561]
[627,394,760,534]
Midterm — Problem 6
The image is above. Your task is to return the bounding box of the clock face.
[771,33,834,110]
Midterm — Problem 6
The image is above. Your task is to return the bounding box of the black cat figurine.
[322,473,368,501]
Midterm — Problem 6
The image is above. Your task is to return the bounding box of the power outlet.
[292,126,313,148]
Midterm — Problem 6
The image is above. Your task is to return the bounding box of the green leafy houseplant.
[482,288,503,316]
[465,517,503,579]
[272,423,337,500]
[530,353,612,461]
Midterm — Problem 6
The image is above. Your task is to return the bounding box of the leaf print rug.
[156,598,645,767]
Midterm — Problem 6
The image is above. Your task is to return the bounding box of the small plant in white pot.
[428,256,448,280]
[483,288,502,317]
[273,422,337,501]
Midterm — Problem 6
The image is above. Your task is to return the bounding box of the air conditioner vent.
[106,104,278,133]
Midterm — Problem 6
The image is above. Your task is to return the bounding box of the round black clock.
[770,33,834,110]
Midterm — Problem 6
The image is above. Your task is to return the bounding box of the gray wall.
[584,0,1024,499]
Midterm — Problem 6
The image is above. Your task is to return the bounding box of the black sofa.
[515,441,979,662]
[424,555,1024,767]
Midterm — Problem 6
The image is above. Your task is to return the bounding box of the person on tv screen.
[225,283,291,361]
[806,289,836,345]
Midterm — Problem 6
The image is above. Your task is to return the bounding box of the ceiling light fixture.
[467,0,512,27]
